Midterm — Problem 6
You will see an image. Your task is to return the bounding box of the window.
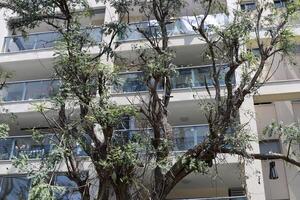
[274,0,287,8]
[250,48,261,57]
[259,140,281,154]
[0,176,30,200]
[240,2,256,11]
[0,174,84,200]
[53,175,82,200]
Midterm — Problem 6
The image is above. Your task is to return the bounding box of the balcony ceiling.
[167,163,244,199]
[0,54,55,81]
[115,41,209,67]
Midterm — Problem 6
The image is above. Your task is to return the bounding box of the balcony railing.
[114,65,230,93]
[0,79,60,102]
[0,135,54,160]
[118,14,228,42]
[2,27,102,53]
[114,124,209,152]
[0,134,88,160]
[0,124,209,160]
[0,175,82,200]
[0,65,232,102]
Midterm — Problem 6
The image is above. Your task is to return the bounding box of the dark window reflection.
[0,139,14,160]
[0,176,30,200]
[54,175,82,200]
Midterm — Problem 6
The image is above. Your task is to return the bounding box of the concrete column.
[239,96,266,200]
[0,9,10,53]
[273,101,300,200]
[101,2,118,66]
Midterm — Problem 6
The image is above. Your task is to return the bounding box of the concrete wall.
[255,101,300,200]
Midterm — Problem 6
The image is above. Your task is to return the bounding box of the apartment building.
[0,0,299,199]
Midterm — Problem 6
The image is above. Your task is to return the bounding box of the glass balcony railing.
[0,134,88,160]
[0,135,54,160]
[0,124,208,161]
[114,124,209,152]
[173,124,209,152]
[2,27,102,53]
[118,14,228,41]
[0,175,82,200]
[0,65,233,102]
[0,79,60,102]
[118,19,195,41]
[114,65,231,93]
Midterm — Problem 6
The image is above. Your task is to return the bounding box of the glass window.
[25,81,47,100]
[173,126,208,151]
[167,19,194,36]
[193,67,212,87]
[24,80,60,101]
[6,35,37,52]
[118,23,147,41]
[259,140,281,154]
[117,72,146,93]
[1,83,25,102]
[0,138,14,160]
[274,0,287,8]
[13,137,51,159]
[86,28,102,43]
[53,175,82,200]
[35,32,60,49]
[240,2,256,11]
[0,176,30,200]
[3,37,16,53]
[172,68,192,89]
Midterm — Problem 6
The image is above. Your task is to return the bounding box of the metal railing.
[2,27,102,53]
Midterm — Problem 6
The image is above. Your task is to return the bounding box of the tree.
[0,0,300,200]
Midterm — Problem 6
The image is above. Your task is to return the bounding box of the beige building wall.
[255,101,300,200]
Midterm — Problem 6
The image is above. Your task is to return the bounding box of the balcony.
[0,65,231,104]
[0,124,208,161]
[0,134,88,161]
[117,14,228,42]
[2,27,102,53]
[0,174,82,200]
[114,124,209,152]
[0,79,60,103]
[115,14,228,62]
[0,135,53,160]
[114,65,229,93]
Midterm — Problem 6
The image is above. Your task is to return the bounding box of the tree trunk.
[97,180,110,200]
[114,183,130,200]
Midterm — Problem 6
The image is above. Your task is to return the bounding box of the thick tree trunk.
[97,180,110,200]
[114,183,130,200]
